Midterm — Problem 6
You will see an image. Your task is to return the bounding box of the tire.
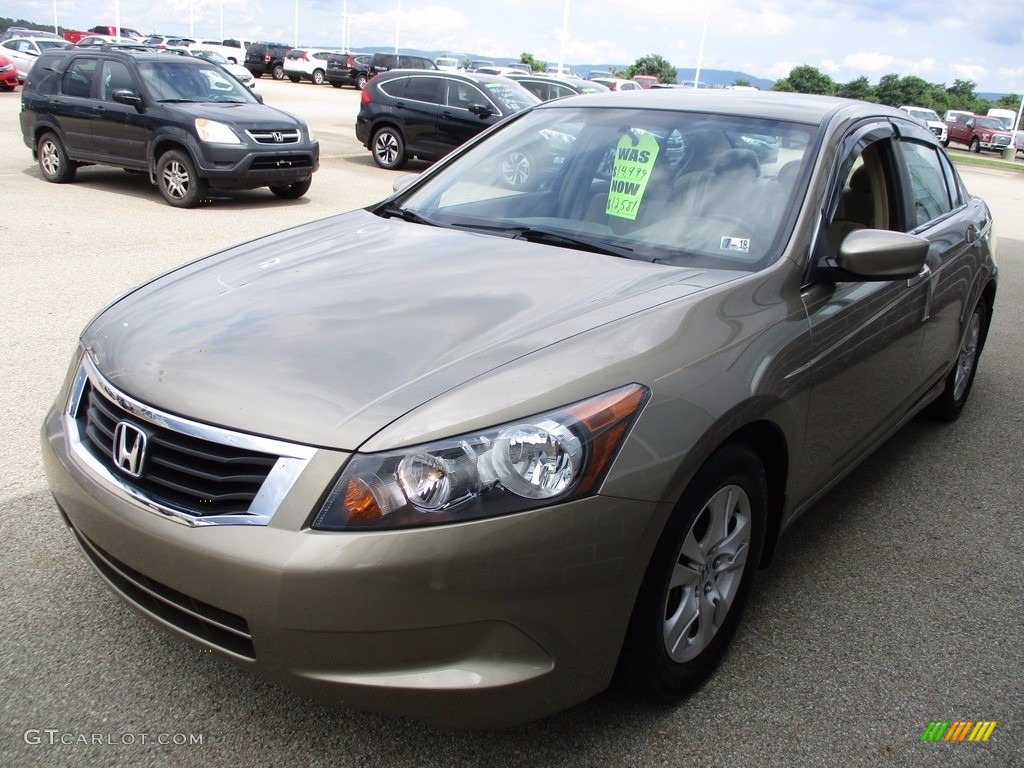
[928,298,988,422]
[355,73,368,90]
[330,81,342,88]
[371,126,407,170]
[970,137,981,153]
[269,177,312,199]
[941,140,949,147]
[37,132,77,183]
[501,149,535,188]
[312,69,325,85]
[272,64,285,80]
[618,442,767,703]
[156,149,208,208]
[0,85,14,92]
[288,75,300,83]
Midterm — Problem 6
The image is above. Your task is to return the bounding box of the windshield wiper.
[158,98,202,103]
[450,222,639,260]
[374,203,435,226]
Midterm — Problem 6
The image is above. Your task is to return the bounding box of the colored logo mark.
[921,721,997,742]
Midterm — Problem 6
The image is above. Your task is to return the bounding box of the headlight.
[303,121,315,143]
[313,383,648,530]
[195,118,241,144]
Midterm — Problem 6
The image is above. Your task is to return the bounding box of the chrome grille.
[65,355,316,527]
[78,380,277,516]
[246,128,301,144]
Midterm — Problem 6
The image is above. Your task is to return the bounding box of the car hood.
[169,101,302,127]
[83,210,738,449]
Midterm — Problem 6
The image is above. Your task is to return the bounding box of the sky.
[6,0,1024,93]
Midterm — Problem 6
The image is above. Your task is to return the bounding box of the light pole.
[294,0,299,47]
[556,0,570,75]
[693,0,710,88]
[394,0,401,54]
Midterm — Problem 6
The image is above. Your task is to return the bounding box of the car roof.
[532,88,890,126]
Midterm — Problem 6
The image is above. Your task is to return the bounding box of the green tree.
[732,78,752,87]
[773,65,836,95]
[625,54,677,84]
[518,52,546,74]
[836,76,875,102]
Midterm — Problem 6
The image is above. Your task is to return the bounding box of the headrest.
[849,165,871,193]
[714,148,760,177]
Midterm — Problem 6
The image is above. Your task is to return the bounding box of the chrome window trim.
[64,353,316,527]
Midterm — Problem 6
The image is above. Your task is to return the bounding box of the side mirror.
[836,229,929,280]
[111,89,143,108]
[468,103,493,118]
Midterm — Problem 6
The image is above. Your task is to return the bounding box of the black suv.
[367,52,437,77]
[20,47,319,207]
[325,52,372,90]
[244,42,293,80]
[355,70,538,171]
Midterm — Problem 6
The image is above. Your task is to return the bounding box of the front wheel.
[269,177,312,199]
[288,75,300,83]
[156,149,208,208]
[928,299,988,422]
[618,442,767,703]
[970,137,981,153]
[355,73,368,90]
[371,126,407,170]
[37,132,77,183]
[501,150,535,188]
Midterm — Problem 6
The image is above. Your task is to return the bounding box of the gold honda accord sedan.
[42,90,997,728]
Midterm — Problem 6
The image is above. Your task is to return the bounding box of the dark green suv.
[20,47,319,207]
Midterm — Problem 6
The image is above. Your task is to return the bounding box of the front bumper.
[41,393,660,728]
[190,139,319,190]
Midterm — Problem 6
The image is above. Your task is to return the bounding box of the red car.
[0,53,19,90]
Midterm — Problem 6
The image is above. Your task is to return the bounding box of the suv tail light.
[303,52,311,61]
[262,54,270,62]
[360,87,372,105]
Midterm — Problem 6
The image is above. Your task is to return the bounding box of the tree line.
[771,65,1021,119]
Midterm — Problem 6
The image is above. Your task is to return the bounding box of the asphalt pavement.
[0,81,1021,768]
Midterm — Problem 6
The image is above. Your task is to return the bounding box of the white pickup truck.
[188,38,253,64]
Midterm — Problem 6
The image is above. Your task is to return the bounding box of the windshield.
[397,104,814,271]
[908,108,940,122]
[975,117,1003,131]
[137,60,258,103]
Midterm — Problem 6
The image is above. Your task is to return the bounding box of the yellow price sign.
[606,132,660,221]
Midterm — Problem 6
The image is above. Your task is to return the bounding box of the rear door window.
[63,57,98,98]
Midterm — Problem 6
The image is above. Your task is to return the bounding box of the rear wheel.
[269,177,312,199]
[156,150,207,208]
[618,442,767,703]
[312,69,325,85]
[37,132,77,183]
[371,126,407,170]
[928,299,988,422]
